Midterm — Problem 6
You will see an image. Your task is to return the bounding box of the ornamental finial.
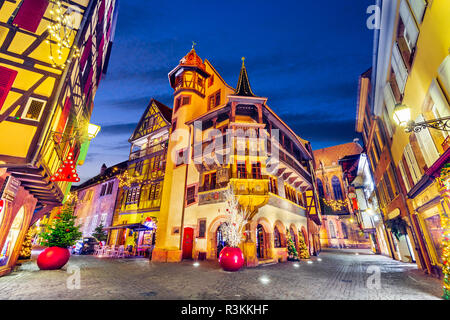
[241,57,245,66]
[192,41,197,50]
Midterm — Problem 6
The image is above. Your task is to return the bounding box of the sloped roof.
[71,161,128,191]
[313,142,363,168]
[234,58,256,97]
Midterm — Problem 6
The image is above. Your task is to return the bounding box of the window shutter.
[392,43,408,93]
[408,0,426,24]
[383,82,396,116]
[399,0,419,50]
[80,36,93,71]
[404,143,421,184]
[0,66,17,111]
[414,114,440,167]
[56,97,71,135]
[13,0,49,33]
[438,56,450,95]
[398,160,411,192]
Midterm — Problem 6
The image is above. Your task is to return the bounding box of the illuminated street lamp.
[393,103,450,133]
[52,122,101,143]
[87,123,101,140]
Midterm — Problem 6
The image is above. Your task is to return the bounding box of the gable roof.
[71,160,128,191]
[313,142,363,168]
[129,98,172,142]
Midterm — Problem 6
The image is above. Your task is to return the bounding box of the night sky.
[78,0,374,182]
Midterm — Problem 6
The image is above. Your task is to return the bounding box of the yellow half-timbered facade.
[107,99,172,253]
[0,0,118,275]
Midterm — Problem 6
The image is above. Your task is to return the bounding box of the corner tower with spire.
[152,49,320,265]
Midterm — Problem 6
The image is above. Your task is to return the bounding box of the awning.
[103,223,151,232]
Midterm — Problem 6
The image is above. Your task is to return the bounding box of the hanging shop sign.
[0,176,21,202]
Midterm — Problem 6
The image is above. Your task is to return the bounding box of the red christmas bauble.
[37,247,70,270]
[219,247,244,272]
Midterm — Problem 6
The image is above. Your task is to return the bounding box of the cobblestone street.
[0,249,443,300]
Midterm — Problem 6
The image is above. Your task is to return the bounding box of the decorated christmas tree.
[18,228,34,259]
[39,205,82,248]
[218,187,248,248]
[286,229,299,261]
[297,231,310,259]
[92,223,107,242]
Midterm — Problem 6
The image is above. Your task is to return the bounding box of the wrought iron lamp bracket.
[405,116,450,133]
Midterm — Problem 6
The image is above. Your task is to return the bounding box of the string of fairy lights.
[322,198,347,211]
[439,163,450,300]
[46,0,81,69]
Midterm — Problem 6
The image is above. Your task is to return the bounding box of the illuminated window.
[23,98,45,121]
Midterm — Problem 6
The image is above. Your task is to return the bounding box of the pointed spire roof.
[234,57,256,97]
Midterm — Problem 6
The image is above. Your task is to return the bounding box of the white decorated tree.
[219,187,248,248]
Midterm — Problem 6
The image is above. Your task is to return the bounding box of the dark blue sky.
[79,0,374,181]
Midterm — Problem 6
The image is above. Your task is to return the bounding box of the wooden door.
[182,227,194,259]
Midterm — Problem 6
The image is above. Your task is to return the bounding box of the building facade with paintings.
[72,161,126,238]
[0,0,119,276]
[106,99,172,254]
[366,0,450,280]
[149,48,321,266]
[314,142,371,249]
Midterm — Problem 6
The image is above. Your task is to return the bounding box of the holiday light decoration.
[50,147,80,182]
[438,163,450,300]
[46,0,81,69]
[218,188,248,248]
[322,198,347,211]
[118,171,131,188]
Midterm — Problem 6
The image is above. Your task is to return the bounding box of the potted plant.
[37,205,82,270]
[217,188,247,272]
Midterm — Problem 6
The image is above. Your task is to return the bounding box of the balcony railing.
[129,141,168,160]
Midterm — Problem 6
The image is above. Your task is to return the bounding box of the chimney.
[100,163,107,175]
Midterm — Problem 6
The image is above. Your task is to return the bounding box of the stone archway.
[254,217,273,260]
[206,215,228,260]
[289,223,298,250]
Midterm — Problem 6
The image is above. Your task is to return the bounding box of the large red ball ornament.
[37,247,71,270]
[219,247,244,272]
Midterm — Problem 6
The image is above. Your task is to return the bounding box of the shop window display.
[424,213,443,263]
[0,207,25,267]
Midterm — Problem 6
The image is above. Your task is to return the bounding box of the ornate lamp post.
[393,103,450,132]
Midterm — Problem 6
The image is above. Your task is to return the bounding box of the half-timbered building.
[149,48,322,266]
[0,0,118,275]
[106,99,172,254]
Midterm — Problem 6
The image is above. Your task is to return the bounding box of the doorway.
[256,224,265,259]
[216,224,226,258]
[182,227,194,260]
